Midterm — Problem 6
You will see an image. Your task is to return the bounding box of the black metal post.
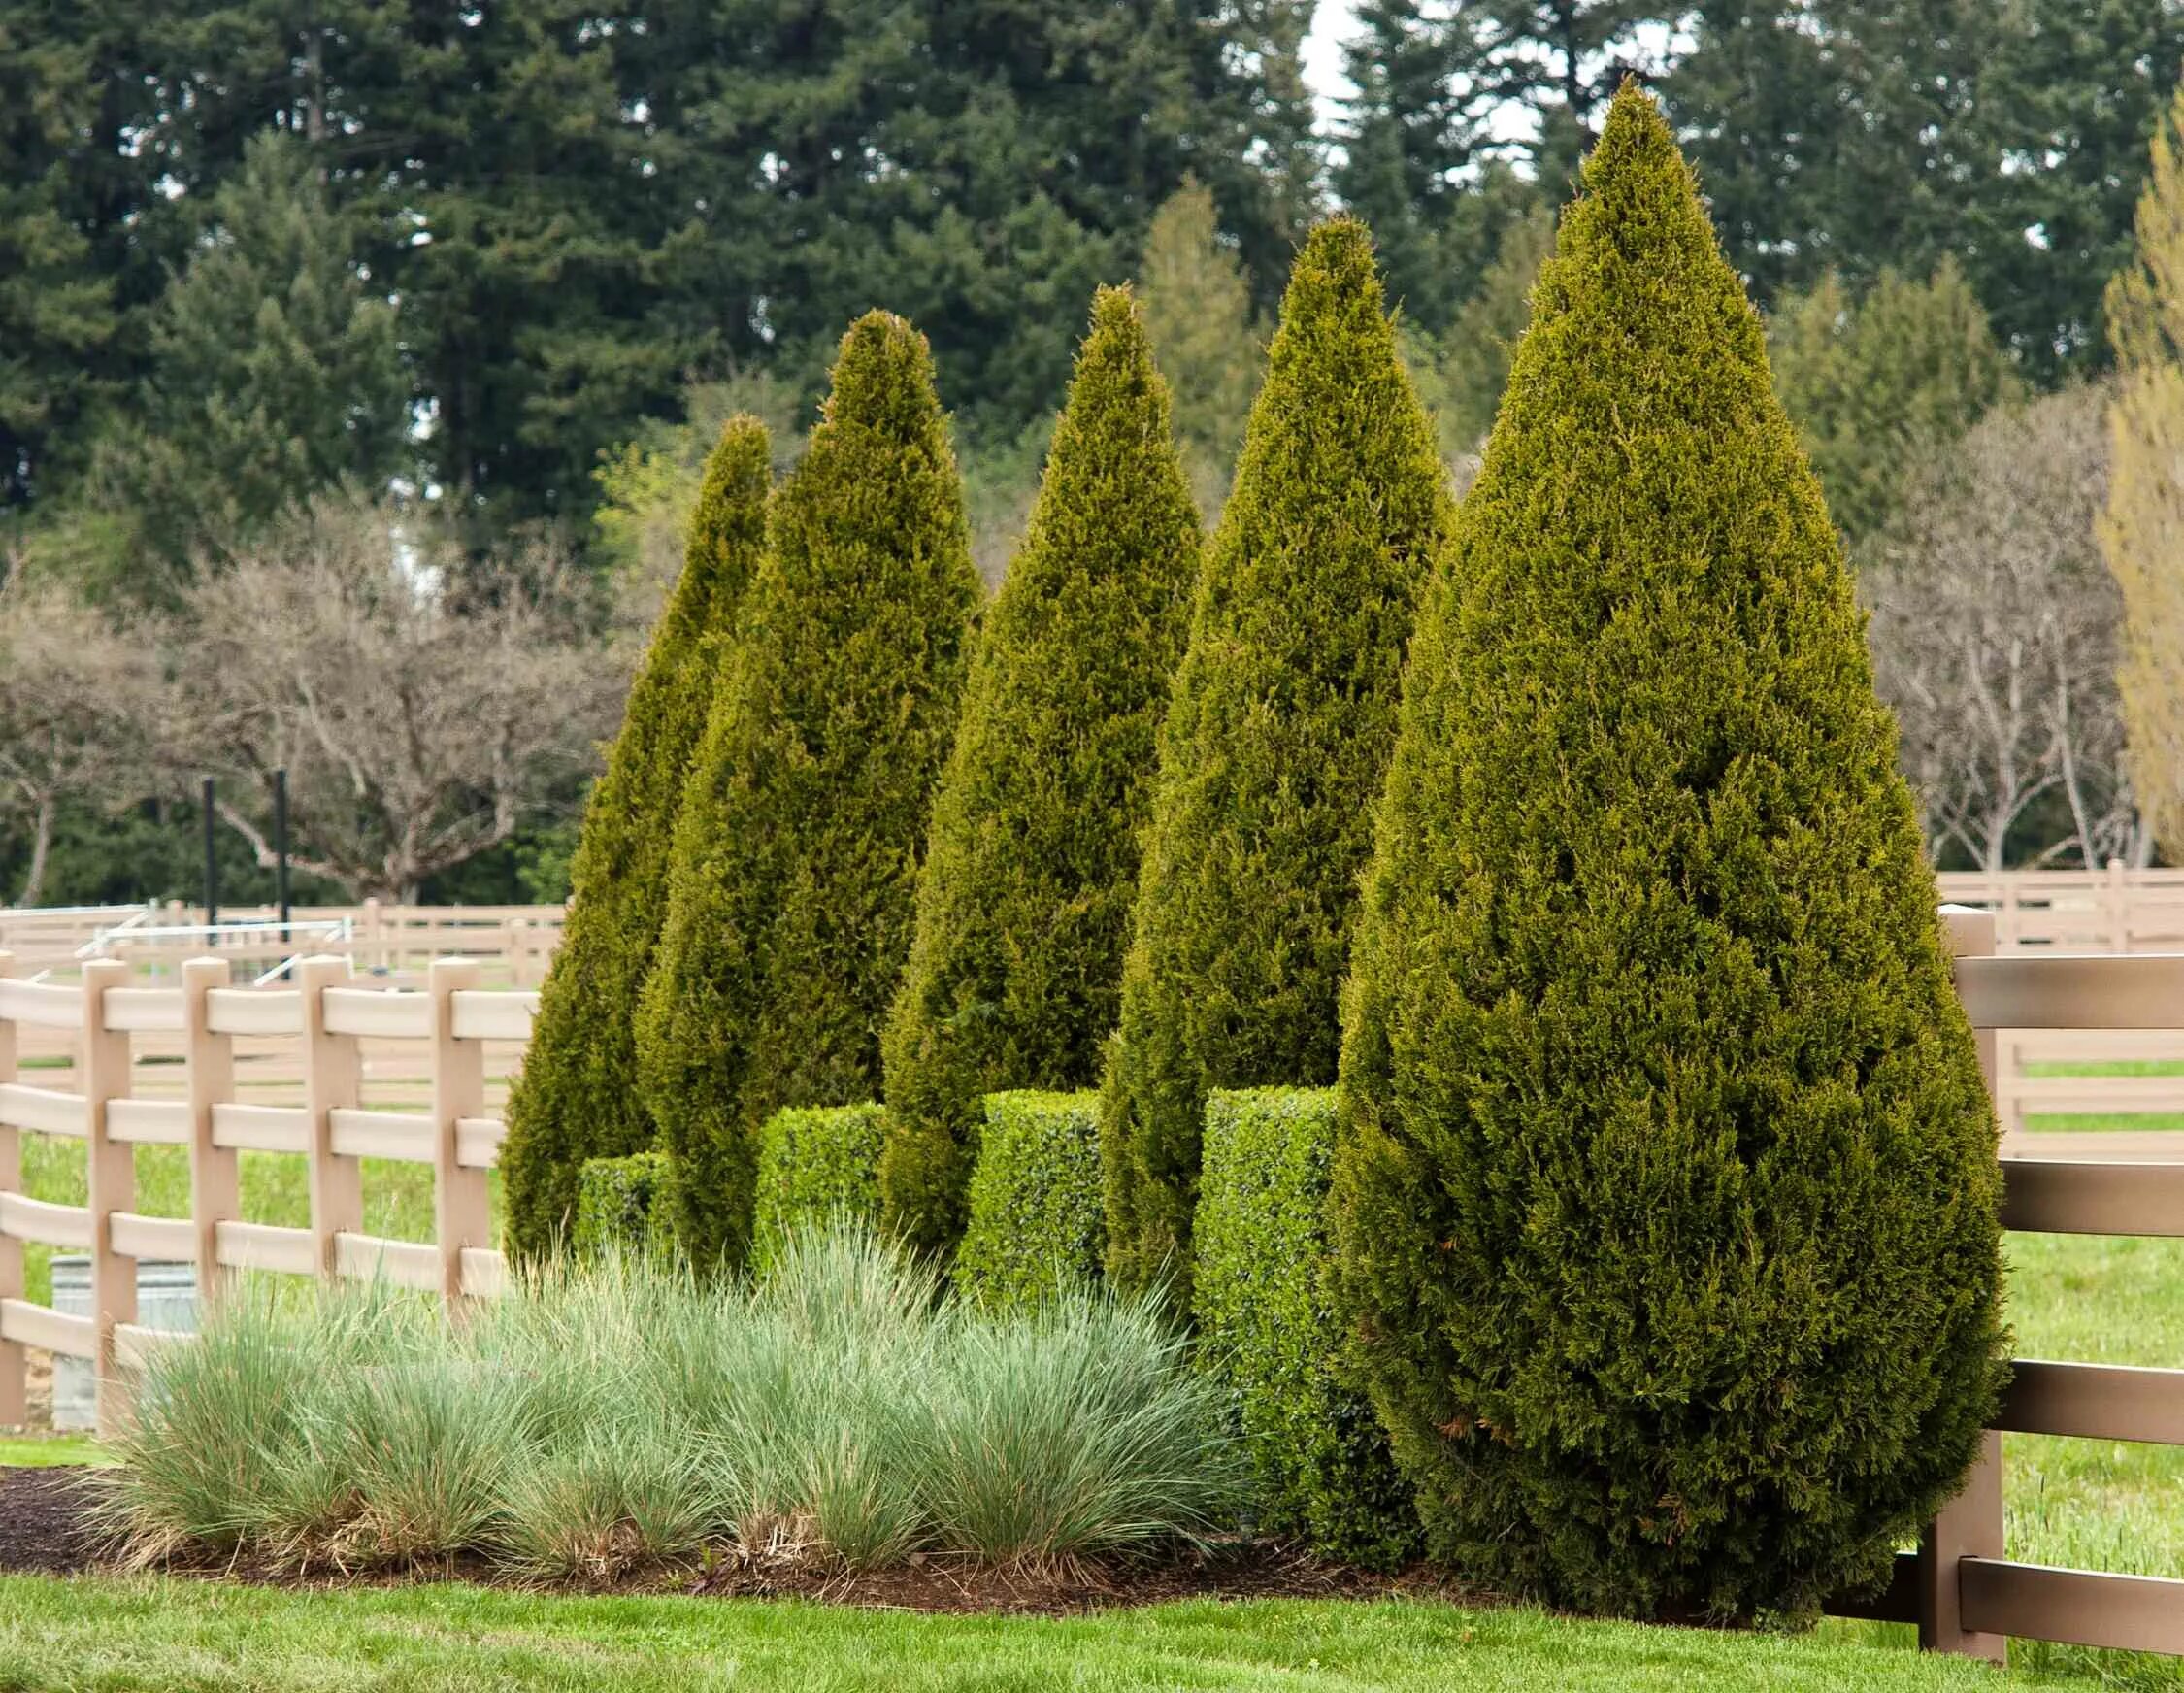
[273,767,291,946]
[201,776,219,938]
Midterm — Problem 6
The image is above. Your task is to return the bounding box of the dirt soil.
[0,1465,1466,1614]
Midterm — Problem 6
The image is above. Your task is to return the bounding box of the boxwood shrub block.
[572,1152,673,1262]
[953,1091,1103,1313]
[749,1104,889,1274]
[1100,217,1451,1308]
[1334,83,2006,1620]
[637,313,980,1270]
[501,417,771,1262]
[879,286,1201,1261]
[1193,1088,1416,1570]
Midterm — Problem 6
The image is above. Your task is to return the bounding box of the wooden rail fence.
[0,923,2178,1662]
[0,949,534,1436]
[1822,908,2184,1660]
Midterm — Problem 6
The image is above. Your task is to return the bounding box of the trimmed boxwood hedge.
[952,1091,1104,1313]
[748,1103,889,1274]
[1194,1088,1417,1570]
[572,1152,673,1261]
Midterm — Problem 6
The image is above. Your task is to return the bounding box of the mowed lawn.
[0,1578,2129,1693]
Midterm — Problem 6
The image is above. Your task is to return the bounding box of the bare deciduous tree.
[1864,383,2137,871]
[161,497,626,899]
[0,558,159,905]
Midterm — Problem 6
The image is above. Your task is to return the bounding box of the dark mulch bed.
[0,1467,103,1577]
[0,1466,1466,1615]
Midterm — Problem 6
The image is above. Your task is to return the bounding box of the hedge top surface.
[638,312,980,1271]
[1335,82,2005,1621]
[499,415,771,1262]
[879,284,1202,1257]
[1101,216,1451,1302]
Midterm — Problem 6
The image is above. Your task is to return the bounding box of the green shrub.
[879,286,1201,1259]
[638,314,981,1270]
[501,417,771,1262]
[1193,1088,1416,1570]
[1334,83,2007,1621]
[749,1104,888,1274]
[1101,218,1451,1305]
[572,1152,673,1262]
[103,1225,1246,1577]
[953,1091,1104,1312]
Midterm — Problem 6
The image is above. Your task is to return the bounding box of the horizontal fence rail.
[0,948,533,1435]
[1819,908,2184,1663]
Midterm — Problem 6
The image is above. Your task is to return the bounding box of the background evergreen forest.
[5,0,2183,905]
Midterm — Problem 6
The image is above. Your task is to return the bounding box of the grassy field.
[0,1578,2134,1693]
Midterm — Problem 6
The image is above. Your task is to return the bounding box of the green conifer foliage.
[1100,219,1451,1305]
[499,417,771,1261]
[637,314,980,1271]
[1335,84,2006,1620]
[878,286,1202,1258]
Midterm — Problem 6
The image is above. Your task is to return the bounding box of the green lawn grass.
[0,1578,2127,1692]
[15,1134,500,1307]
[0,1433,102,1468]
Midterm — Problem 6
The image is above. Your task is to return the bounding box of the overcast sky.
[1302,1,1364,126]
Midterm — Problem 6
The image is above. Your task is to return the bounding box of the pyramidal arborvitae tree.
[1100,218,1452,1304]
[1334,83,2006,1621]
[637,314,981,1271]
[499,416,771,1261]
[878,286,1203,1259]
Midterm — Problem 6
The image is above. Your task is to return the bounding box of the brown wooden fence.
[1823,908,2184,1660]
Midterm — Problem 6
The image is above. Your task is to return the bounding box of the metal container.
[47,1258,198,1432]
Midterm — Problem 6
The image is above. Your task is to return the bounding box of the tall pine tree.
[638,313,979,1270]
[878,285,1201,1259]
[500,416,772,1262]
[1336,83,2005,1619]
[1100,218,1451,1304]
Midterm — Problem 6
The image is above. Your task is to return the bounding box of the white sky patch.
[1302,0,1364,131]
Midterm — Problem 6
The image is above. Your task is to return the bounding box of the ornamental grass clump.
[1334,83,2007,1621]
[1100,218,1451,1307]
[639,315,980,1270]
[500,418,771,1263]
[103,1224,1245,1579]
[878,286,1200,1260]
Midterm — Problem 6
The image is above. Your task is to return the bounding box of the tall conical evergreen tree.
[1335,84,2006,1620]
[637,314,980,1270]
[1100,219,1452,1304]
[499,416,771,1261]
[879,286,1203,1259]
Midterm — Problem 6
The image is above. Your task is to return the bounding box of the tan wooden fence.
[0,949,534,1436]
[0,902,566,984]
[0,926,2179,1662]
[1823,908,2184,1660]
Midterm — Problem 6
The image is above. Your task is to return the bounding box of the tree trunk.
[14,793,52,909]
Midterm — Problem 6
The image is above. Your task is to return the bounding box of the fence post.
[183,957,237,1300]
[362,898,383,975]
[0,950,20,1428]
[82,957,133,1438]
[1924,908,2007,1662]
[2107,857,2131,955]
[429,958,488,1307]
[300,955,362,1280]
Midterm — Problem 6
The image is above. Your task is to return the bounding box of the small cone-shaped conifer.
[1335,84,2006,1620]
[878,286,1202,1258]
[499,417,770,1261]
[1100,219,1451,1303]
[637,314,980,1271]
